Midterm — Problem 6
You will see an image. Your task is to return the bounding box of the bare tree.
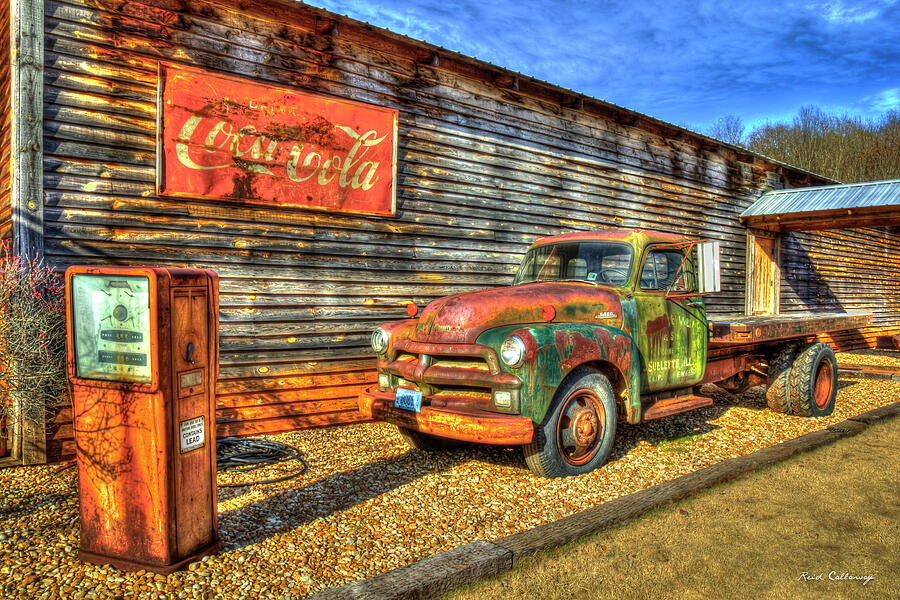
[707,114,746,147]
[745,106,900,183]
[0,245,69,455]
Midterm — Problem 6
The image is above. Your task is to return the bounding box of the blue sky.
[302,0,900,134]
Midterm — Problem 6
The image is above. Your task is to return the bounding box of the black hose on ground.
[215,437,308,488]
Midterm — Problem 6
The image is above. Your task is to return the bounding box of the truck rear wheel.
[766,343,800,414]
[523,369,616,478]
[397,426,460,451]
[788,342,838,417]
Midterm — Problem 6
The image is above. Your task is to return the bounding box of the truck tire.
[788,342,838,417]
[766,343,800,414]
[397,426,460,451]
[523,369,616,478]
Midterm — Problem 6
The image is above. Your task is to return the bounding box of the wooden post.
[10,0,46,464]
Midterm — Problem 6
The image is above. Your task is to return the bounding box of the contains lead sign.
[180,416,205,453]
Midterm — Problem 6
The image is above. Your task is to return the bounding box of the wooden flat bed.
[707,311,871,347]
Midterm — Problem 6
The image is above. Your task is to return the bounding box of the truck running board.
[641,395,714,421]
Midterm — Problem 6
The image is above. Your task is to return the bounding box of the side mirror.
[696,241,721,294]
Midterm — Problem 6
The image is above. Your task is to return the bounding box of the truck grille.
[381,340,520,412]
[430,357,491,371]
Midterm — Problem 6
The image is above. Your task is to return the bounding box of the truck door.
[634,246,707,392]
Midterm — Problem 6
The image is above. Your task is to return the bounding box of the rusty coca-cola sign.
[157,63,398,216]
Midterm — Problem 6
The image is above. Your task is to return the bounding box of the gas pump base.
[78,539,221,575]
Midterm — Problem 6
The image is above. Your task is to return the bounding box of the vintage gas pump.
[65,267,220,573]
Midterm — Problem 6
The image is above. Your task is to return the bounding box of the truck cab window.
[565,258,588,279]
[640,250,692,291]
[514,242,634,286]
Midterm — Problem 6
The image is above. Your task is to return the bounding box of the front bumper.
[359,386,534,445]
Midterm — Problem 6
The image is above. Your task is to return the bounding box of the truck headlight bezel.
[371,327,389,354]
[500,335,526,368]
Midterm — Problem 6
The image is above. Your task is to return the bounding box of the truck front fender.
[477,323,640,425]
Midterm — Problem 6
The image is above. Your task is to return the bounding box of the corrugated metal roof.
[741,179,900,217]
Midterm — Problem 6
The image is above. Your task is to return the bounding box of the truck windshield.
[513,242,634,286]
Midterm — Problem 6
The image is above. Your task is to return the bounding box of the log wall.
[36,0,899,457]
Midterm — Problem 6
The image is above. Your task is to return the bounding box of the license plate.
[394,388,423,412]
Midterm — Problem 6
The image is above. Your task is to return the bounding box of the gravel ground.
[2,352,899,599]
[836,348,900,368]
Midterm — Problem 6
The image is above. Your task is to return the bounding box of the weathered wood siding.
[0,0,11,241]
[783,228,900,349]
[38,0,898,456]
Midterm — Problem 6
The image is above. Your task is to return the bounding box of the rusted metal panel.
[701,353,760,384]
[641,394,713,421]
[156,62,398,217]
[30,0,900,453]
[358,387,534,445]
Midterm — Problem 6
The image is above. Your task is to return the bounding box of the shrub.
[0,243,69,431]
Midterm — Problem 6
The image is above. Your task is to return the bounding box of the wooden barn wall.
[38,0,898,455]
[782,228,900,349]
[0,0,11,241]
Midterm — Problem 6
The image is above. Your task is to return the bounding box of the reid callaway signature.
[798,571,875,585]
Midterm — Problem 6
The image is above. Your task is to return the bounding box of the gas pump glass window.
[514,242,634,286]
[71,274,153,383]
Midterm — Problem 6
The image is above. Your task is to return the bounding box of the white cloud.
[864,87,900,112]
[814,0,896,24]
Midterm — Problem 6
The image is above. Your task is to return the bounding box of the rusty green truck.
[358,229,870,478]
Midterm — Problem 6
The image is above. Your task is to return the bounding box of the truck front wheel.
[788,342,838,417]
[523,369,616,478]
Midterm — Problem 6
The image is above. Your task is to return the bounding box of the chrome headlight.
[371,328,389,354]
[500,335,526,368]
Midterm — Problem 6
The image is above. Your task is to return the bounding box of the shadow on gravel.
[607,378,853,463]
[1,469,77,537]
[218,448,469,550]
[2,489,76,521]
[606,378,861,464]
[605,385,763,463]
[837,379,860,391]
[217,376,874,550]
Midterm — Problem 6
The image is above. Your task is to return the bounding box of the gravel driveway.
[2,351,898,599]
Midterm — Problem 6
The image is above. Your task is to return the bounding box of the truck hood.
[412,282,624,344]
